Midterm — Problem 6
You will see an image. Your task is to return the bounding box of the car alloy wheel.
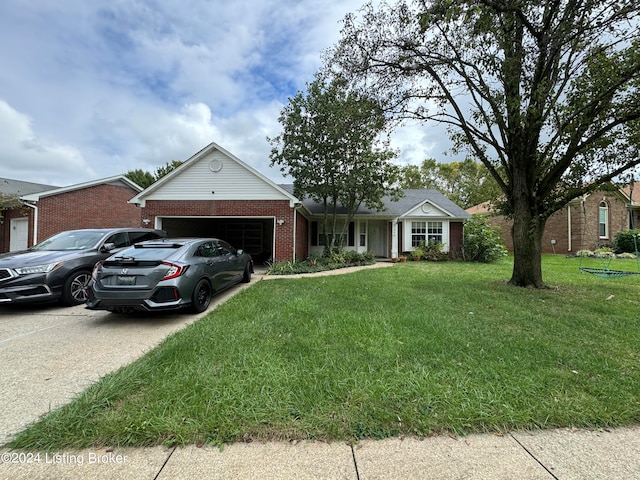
[62,271,92,306]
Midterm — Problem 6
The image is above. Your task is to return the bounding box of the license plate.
[116,275,136,286]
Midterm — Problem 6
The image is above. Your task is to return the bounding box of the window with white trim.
[359,222,367,247]
[411,221,426,247]
[599,201,609,238]
[427,221,443,244]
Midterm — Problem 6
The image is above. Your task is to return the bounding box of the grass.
[8,255,640,450]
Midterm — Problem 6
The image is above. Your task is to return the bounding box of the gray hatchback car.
[85,238,253,314]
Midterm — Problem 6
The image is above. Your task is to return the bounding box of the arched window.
[599,201,609,239]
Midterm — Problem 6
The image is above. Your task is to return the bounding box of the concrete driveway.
[0,279,257,446]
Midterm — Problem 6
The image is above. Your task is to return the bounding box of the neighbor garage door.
[158,217,274,264]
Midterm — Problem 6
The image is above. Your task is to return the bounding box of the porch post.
[391,219,399,258]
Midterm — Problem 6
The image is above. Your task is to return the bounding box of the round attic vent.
[421,203,432,213]
[209,159,223,172]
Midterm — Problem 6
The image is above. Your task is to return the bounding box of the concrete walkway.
[1,426,639,479]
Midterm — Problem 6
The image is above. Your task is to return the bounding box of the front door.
[368,220,388,258]
[10,218,28,251]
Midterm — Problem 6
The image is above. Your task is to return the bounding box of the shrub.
[463,214,508,263]
[266,250,376,275]
[614,229,640,254]
[594,246,615,258]
[409,243,426,261]
[422,240,448,261]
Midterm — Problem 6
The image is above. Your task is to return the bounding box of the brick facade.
[0,182,142,252]
[478,190,631,254]
[295,212,309,261]
[35,183,142,243]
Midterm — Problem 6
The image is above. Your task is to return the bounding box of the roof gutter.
[22,201,38,245]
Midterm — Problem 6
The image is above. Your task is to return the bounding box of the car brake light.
[162,262,187,280]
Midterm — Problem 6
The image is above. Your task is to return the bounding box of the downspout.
[23,202,38,246]
[567,204,572,252]
[293,208,297,262]
[272,217,277,263]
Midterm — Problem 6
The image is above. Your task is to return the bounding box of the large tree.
[269,76,402,253]
[400,158,501,209]
[329,0,640,287]
[125,160,183,189]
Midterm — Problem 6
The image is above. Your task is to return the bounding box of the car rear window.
[114,245,182,260]
[130,231,166,243]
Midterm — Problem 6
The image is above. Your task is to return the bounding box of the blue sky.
[0,0,447,187]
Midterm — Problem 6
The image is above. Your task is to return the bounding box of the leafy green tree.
[400,158,500,209]
[0,193,23,210]
[269,76,402,252]
[329,0,640,287]
[124,169,156,189]
[399,159,440,190]
[0,193,25,227]
[463,214,508,263]
[125,161,183,189]
[154,160,183,180]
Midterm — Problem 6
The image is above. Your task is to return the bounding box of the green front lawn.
[9,255,640,450]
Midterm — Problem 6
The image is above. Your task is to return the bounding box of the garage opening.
[159,217,274,264]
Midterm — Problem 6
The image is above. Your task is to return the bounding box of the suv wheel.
[61,270,91,306]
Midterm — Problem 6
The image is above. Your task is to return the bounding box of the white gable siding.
[144,150,290,201]
[404,201,450,218]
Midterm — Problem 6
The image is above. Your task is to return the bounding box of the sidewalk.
[1,425,639,479]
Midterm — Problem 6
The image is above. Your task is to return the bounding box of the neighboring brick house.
[130,142,471,263]
[0,176,144,252]
[467,184,637,254]
[0,178,58,252]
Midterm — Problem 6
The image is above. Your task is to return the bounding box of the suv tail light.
[92,262,103,281]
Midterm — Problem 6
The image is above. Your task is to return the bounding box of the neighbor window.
[599,201,609,238]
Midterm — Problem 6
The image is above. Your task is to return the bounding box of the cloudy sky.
[0,0,448,188]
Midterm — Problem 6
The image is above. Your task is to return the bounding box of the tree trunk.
[509,210,546,288]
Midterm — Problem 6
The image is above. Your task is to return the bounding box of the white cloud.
[0,0,443,188]
[0,100,97,186]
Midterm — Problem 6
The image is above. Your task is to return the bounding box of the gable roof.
[20,175,142,202]
[129,142,301,207]
[0,177,59,197]
[385,189,470,218]
[281,185,470,219]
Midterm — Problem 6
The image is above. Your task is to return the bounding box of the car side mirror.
[101,243,116,253]
[237,249,244,255]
